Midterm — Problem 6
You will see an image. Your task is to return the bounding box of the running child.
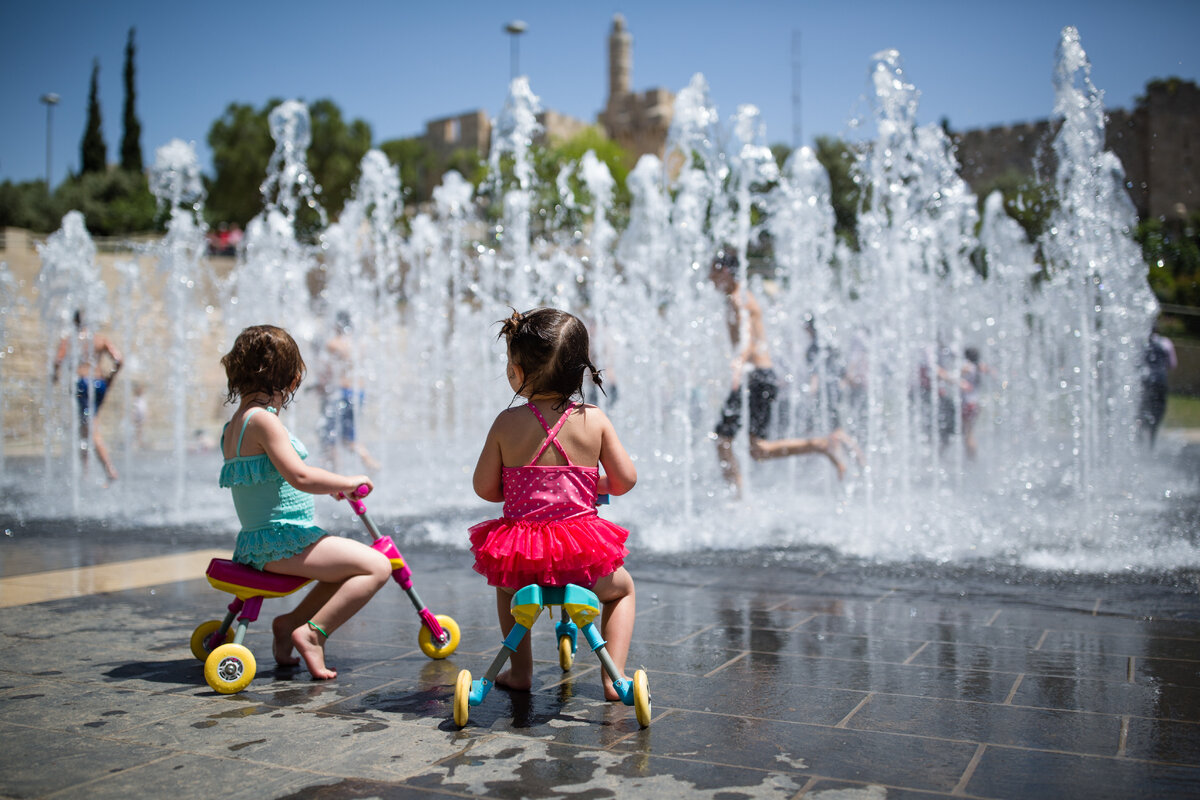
[470,308,638,700]
[219,324,391,680]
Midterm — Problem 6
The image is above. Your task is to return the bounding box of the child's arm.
[472,416,505,503]
[595,410,637,497]
[251,412,371,496]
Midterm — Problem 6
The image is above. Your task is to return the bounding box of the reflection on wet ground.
[1,509,1199,798]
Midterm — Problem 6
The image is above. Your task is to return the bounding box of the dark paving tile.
[1039,629,1200,661]
[1135,655,1200,689]
[716,650,1018,704]
[54,751,345,800]
[1125,716,1200,766]
[270,778,469,799]
[967,744,1200,799]
[1012,673,1200,722]
[112,703,468,782]
[799,612,1046,649]
[0,720,169,797]
[802,778,957,799]
[613,638,747,676]
[909,640,1129,681]
[608,710,978,793]
[997,610,1200,640]
[847,692,1121,756]
[0,681,213,735]
[690,626,924,663]
[639,670,867,726]
[406,734,808,798]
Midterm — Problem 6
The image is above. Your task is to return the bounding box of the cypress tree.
[81,59,107,174]
[120,27,143,172]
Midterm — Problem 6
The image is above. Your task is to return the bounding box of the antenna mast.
[791,30,802,149]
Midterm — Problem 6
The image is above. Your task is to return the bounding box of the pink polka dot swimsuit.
[469,402,629,589]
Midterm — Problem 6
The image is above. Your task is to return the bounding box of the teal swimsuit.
[219,407,328,570]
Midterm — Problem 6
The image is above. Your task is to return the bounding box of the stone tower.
[608,14,632,101]
[599,14,674,161]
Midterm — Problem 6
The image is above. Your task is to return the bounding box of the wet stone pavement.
[1,513,1199,799]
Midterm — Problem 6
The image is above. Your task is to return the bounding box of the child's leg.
[493,587,532,690]
[750,434,846,480]
[266,537,391,679]
[592,567,636,701]
[91,427,119,481]
[271,582,337,666]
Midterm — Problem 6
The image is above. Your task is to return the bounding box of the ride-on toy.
[453,582,651,728]
[191,485,460,694]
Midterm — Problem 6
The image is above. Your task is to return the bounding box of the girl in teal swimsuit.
[219,325,391,680]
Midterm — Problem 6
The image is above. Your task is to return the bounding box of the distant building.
[424,110,491,160]
[424,15,672,167]
[423,108,591,161]
[597,14,675,161]
[954,79,1200,222]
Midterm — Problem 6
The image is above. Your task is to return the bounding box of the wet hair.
[964,346,980,365]
[498,308,603,409]
[709,248,739,276]
[220,325,306,407]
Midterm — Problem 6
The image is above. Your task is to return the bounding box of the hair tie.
[498,308,526,340]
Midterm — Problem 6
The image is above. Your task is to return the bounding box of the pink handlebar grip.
[339,484,372,516]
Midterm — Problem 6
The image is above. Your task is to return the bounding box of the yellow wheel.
[558,635,574,671]
[418,615,461,659]
[190,619,232,661]
[204,644,257,694]
[453,669,472,727]
[633,669,651,728]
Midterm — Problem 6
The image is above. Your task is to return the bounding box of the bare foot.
[822,440,846,481]
[603,676,626,702]
[291,624,337,679]
[833,428,866,467]
[494,668,531,691]
[271,616,301,666]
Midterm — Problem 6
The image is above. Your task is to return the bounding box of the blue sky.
[2,0,1197,187]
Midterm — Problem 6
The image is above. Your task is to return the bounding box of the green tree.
[529,128,633,232]
[206,99,373,228]
[307,99,372,220]
[54,169,156,235]
[814,135,861,249]
[769,143,791,169]
[120,27,143,173]
[81,59,107,174]
[379,136,438,204]
[1137,213,1200,336]
[0,180,59,232]
[443,147,488,188]
[973,168,1054,245]
[206,101,275,227]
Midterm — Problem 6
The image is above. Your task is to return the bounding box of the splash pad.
[5,27,1196,577]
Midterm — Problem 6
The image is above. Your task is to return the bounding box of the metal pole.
[40,93,59,188]
[504,21,527,81]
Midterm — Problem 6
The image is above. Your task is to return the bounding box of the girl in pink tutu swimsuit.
[470,308,638,700]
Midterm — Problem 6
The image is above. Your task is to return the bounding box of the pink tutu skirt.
[469,515,629,589]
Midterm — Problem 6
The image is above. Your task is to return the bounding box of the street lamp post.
[40,93,60,189]
[504,20,527,81]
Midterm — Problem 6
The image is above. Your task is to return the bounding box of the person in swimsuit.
[53,310,122,482]
[316,311,379,471]
[470,308,638,700]
[219,324,391,681]
[709,251,853,496]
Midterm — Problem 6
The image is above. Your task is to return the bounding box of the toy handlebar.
[337,483,372,515]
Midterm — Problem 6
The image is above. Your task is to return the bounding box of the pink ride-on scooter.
[191,486,460,694]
